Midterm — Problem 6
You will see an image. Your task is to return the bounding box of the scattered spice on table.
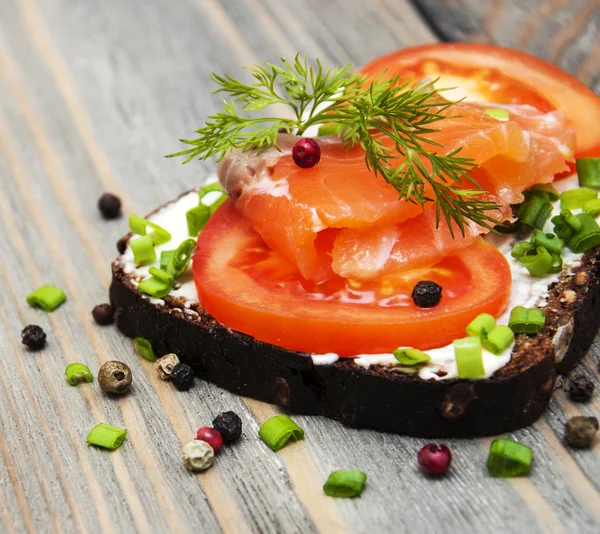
[417,443,452,475]
[98,193,122,219]
[565,416,599,448]
[155,353,180,380]
[92,303,114,325]
[568,375,595,402]
[213,411,242,443]
[21,324,47,350]
[196,427,223,454]
[182,440,214,472]
[98,361,132,395]
[171,363,194,391]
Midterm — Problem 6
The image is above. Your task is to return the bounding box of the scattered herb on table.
[65,363,94,386]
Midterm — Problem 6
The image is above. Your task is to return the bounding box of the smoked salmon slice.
[218,101,575,283]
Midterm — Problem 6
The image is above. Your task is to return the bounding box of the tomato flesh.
[360,43,600,158]
[193,202,512,356]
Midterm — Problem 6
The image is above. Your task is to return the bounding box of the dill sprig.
[168,56,499,233]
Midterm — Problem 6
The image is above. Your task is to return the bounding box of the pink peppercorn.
[417,443,452,475]
[292,138,321,169]
[196,427,223,454]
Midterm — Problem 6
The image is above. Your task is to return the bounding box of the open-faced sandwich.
[110,44,600,437]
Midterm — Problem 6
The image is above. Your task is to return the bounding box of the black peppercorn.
[98,193,122,220]
[92,303,114,325]
[21,325,47,350]
[565,416,599,448]
[411,280,443,308]
[98,361,132,395]
[171,363,194,391]
[212,411,242,442]
[568,375,595,402]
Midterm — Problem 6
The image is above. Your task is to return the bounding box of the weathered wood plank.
[413,0,600,90]
[0,0,599,533]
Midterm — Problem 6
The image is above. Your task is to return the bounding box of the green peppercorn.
[565,416,599,448]
[98,361,132,395]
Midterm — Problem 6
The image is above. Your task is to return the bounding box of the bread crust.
[109,195,600,437]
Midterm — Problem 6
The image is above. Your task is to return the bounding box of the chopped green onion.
[518,194,552,230]
[198,182,225,202]
[134,337,155,362]
[548,253,563,274]
[86,423,127,450]
[482,325,514,355]
[130,235,156,265]
[483,108,509,121]
[511,241,534,260]
[392,348,431,366]
[466,313,496,338]
[323,471,367,498]
[186,205,211,237]
[258,415,304,452]
[454,336,484,379]
[567,213,600,253]
[199,183,227,214]
[160,250,174,270]
[508,306,546,334]
[584,199,600,217]
[128,214,171,245]
[487,438,533,477]
[26,285,67,311]
[530,184,560,202]
[317,123,338,137]
[65,363,93,386]
[519,246,554,277]
[138,268,174,298]
[560,187,598,210]
[166,239,197,278]
[576,158,600,188]
[560,209,583,231]
[531,229,564,255]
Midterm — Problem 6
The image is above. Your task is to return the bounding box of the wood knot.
[440,383,476,419]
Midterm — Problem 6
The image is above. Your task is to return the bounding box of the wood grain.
[0,0,599,533]
[414,0,600,90]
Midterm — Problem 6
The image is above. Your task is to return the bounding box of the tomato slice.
[193,202,511,356]
[360,43,600,159]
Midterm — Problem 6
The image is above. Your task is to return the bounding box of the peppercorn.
[417,443,452,475]
[171,363,194,391]
[182,440,214,472]
[292,138,321,168]
[411,280,443,308]
[98,193,122,219]
[155,353,180,380]
[565,416,599,448]
[567,375,595,402]
[212,411,242,442]
[21,325,47,350]
[98,361,132,395]
[92,303,114,325]
[196,427,223,454]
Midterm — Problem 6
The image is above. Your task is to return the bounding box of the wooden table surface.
[2,0,600,532]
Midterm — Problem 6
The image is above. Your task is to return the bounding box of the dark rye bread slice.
[110,192,600,437]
